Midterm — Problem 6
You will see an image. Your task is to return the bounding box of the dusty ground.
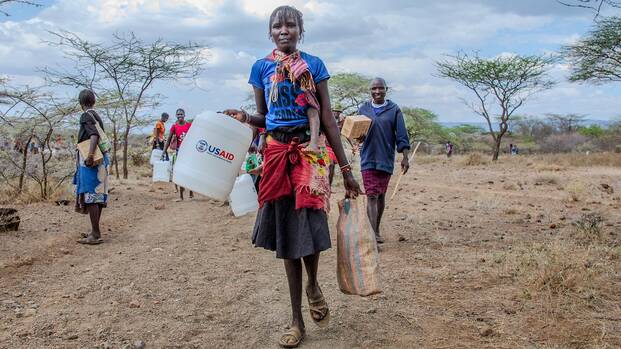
[1,154,620,349]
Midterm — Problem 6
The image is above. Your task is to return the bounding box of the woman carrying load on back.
[74,89,109,245]
[224,5,362,348]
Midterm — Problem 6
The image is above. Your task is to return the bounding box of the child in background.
[246,145,260,185]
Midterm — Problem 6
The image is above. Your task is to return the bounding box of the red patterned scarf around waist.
[267,50,320,111]
[258,136,331,211]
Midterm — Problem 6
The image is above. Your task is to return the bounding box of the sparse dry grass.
[533,152,621,168]
[523,242,594,297]
[413,155,443,164]
[534,174,560,186]
[504,208,520,215]
[461,152,488,166]
[564,181,587,202]
[499,238,617,321]
[502,182,518,190]
[572,212,605,245]
[0,181,72,205]
[535,163,566,172]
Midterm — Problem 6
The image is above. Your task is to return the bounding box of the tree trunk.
[112,121,120,179]
[40,151,47,199]
[18,137,32,193]
[492,116,509,162]
[122,126,130,179]
[492,137,501,161]
[41,131,53,199]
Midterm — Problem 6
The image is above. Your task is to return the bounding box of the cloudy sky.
[1,0,620,122]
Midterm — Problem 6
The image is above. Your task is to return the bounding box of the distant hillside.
[439,119,617,132]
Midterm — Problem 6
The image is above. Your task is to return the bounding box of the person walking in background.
[74,89,109,245]
[14,138,22,153]
[163,108,193,201]
[223,5,362,347]
[152,112,169,150]
[446,141,453,157]
[358,77,410,244]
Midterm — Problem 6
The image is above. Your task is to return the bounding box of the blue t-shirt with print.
[248,52,330,131]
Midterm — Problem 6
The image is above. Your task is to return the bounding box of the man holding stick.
[357,77,411,244]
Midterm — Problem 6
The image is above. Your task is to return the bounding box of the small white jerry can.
[229,174,259,217]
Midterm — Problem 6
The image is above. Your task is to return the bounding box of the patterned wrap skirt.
[74,151,110,214]
[252,126,331,260]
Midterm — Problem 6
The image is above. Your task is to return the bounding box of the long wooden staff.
[388,141,421,206]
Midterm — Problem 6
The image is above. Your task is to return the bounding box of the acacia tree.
[95,91,159,179]
[329,73,371,114]
[546,113,587,133]
[401,107,447,143]
[0,86,76,198]
[0,114,33,193]
[437,52,556,160]
[513,116,555,140]
[563,16,621,84]
[43,30,205,178]
[96,92,124,178]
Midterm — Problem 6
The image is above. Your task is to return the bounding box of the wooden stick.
[388,141,421,205]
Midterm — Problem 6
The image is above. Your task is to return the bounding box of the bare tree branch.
[0,0,41,16]
[557,0,621,19]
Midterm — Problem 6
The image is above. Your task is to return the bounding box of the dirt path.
[1,157,620,348]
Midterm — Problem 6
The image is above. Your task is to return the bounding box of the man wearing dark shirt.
[358,77,411,243]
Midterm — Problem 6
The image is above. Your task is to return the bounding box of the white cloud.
[0,0,619,123]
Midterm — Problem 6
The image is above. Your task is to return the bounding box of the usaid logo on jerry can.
[172,112,252,201]
[195,139,235,162]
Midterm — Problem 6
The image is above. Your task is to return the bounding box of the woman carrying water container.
[74,89,109,245]
[224,6,362,348]
[163,108,194,201]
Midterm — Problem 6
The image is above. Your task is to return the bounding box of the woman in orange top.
[152,112,169,150]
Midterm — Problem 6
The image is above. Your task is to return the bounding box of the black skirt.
[252,194,331,259]
[251,125,331,260]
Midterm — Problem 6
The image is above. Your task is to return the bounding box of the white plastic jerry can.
[229,174,259,217]
[172,112,253,201]
[150,149,163,165]
[152,160,171,182]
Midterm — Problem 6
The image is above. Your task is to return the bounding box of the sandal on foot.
[306,285,330,328]
[279,327,304,348]
[77,235,103,245]
[80,232,98,238]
